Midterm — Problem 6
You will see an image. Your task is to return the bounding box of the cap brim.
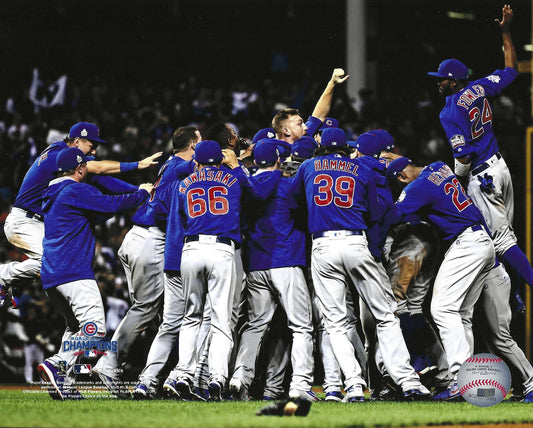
[346,141,358,148]
[89,137,107,144]
[427,72,447,78]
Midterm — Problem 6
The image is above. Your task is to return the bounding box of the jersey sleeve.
[305,116,322,137]
[88,175,138,194]
[389,180,431,224]
[477,68,518,97]
[67,183,149,214]
[441,109,476,158]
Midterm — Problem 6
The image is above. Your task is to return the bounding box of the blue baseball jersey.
[306,116,322,138]
[358,156,393,259]
[440,67,518,168]
[41,178,149,289]
[14,141,68,215]
[288,153,379,234]
[390,161,485,241]
[153,180,185,272]
[178,166,243,244]
[245,172,305,272]
[132,156,194,227]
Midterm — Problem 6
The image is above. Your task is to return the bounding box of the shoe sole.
[163,382,180,399]
[346,397,365,403]
[208,383,222,402]
[38,363,64,400]
[325,396,343,402]
[92,368,131,399]
[177,381,206,402]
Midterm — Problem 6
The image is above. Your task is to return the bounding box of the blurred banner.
[29,68,67,110]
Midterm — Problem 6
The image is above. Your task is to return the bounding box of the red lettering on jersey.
[227,178,237,187]
[314,160,322,171]
[346,163,354,174]
[198,170,207,182]
[322,159,329,170]
[214,171,224,182]
[329,160,338,170]
[221,173,232,185]
[338,160,347,171]
[189,173,198,184]
[206,170,214,181]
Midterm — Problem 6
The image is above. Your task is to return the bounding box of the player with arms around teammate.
[427,5,530,313]
[36,148,153,400]
[0,121,161,307]
[387,157,495,400]
[289,128,430,402]
[92,126,201,398]
[172,140,243,401]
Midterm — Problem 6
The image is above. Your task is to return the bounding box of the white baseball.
[457,353,511,407]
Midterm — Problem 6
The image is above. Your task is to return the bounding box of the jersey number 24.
[469,99,492,139]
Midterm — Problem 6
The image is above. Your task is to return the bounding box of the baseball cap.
[194,140,223,165]
[319,117,339,131]
[292,136,318,160]
[427,59,469,80]
[386,157,413,181]
[321,128,347,147]
[57,147,87,172]
[355,130,395,157]
[252,128,276,144]
[68,122,107,144]
[253,141,280,165]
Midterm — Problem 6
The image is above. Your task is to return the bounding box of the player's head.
[427,58,469,96]
[252,128,276,144]
[314,128,352,157]
[291,136,318,162]
[65,122,107,156]
[386,156,418,185]
[253,141,280,169]
[272,108,307,142]
[193,140,223,167]
[172,126,201,154]
[56,147,88,180]
[205,122,245,156]
[314,117,339,143]
[353,129,395,158]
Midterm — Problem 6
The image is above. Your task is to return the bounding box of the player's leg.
[231,270,276,394]
[205,242,236,399]
[137,271,185,395]
[430,228,495,378]
[311,237,366,394]
[477,264,533,397]
[0,211,43,302]
[271,266,315,398]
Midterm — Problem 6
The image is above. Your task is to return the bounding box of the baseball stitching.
[459,379,506,398]
[465,357,502,364]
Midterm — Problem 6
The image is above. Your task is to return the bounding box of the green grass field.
[2,388,533,428]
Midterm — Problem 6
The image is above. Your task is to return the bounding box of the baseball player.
[386,157,496,400]
[475,263,533,403]
[36,147,153,400]
[272,68,349,145]
[172,140,245,401]
[229,141,316,401]
[427,5,529,314]
[289,128,430,402]
[92,126,201,399]
[0,121,161,307]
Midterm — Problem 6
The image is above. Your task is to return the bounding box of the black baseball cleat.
[403,388,431,401]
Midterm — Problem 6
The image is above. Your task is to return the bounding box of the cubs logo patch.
[450,134,465,149]
[38,152,48,166]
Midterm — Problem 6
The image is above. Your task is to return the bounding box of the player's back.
[179,166,242,244]
[441,68,517,167]
[294,153,376,235]
[14,142,67,215]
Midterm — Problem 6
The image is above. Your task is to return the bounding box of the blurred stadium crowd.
[0,67,528,383]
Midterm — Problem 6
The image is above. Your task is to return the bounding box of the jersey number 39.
[313,174,355,208]
[187,186,229,218]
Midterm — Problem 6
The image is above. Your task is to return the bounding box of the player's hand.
[380,152,402,162]
[138,152,163,170]
[222,149,240,169]
[139,183,154,193]
[495,4,513,32]
[330,68,350,85]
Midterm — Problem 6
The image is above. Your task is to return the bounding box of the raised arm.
[87,152,163,174]
[311,68,350,122]
[496,4,517,70]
